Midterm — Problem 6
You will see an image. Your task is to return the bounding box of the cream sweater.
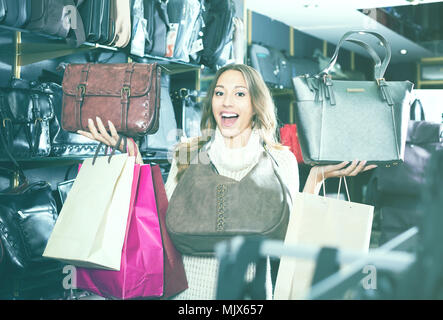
[165,128,299,300]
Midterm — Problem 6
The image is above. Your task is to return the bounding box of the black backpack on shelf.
[144,0,170,57]
[249,43,295,89]
[248,43,279,88]
[199,0,235,69]
[167,0,205,63]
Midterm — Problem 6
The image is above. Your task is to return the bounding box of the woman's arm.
[77,117,144,165]
[302,160,377,194]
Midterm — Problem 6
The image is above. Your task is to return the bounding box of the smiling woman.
[78,63,376,300]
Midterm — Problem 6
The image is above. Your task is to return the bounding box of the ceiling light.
[400,49,408,55]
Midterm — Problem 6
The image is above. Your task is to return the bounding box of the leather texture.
[79,0,102,42]
[108,0,131,48]
[79,0,131,47]
[57,178,74,205]
[25,0,86,48]
[166,146,292,256]
[0,181,58,271]
[144,0,170,56]
[1,0,31,27]
[373,120,442,196]
[292,30,414,165]
[41,81,106,158]
[200,0,236,69]
[0,86,54,159]
[61,62,161,137]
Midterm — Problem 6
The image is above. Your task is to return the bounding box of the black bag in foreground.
[0,133,59,274]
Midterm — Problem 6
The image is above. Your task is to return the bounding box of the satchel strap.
[121,63,136,132]
[74,63,92,131]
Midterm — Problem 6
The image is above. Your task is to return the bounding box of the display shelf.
[0,25,203,75]
[416,56,443,89]
[0,151,171,165]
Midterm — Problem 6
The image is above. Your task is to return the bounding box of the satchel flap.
[2,89,54,122]
[407,120,443,144]
[62,63,157,97]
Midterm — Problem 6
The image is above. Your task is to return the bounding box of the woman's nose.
[223,92,234,107]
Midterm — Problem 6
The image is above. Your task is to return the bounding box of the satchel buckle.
[77,84,86,96]
[121,86,131,98]
[322,74,332,83]
[376,78,386,86]
[2,118,11,127]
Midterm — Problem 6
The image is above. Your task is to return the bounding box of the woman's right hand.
[77,117,144,164]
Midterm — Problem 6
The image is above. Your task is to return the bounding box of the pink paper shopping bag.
[76,164,164,299]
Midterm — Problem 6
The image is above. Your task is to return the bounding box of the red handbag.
[151,165,188,299]
[280,124,304,163]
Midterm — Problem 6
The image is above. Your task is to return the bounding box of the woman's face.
[212,70,255,147]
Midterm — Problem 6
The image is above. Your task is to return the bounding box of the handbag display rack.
[214,227,418,300]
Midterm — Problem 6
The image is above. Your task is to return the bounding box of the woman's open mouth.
[220,112,239,127]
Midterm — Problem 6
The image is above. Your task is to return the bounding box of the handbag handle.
[319,30,391,81]
[410,98,425,121]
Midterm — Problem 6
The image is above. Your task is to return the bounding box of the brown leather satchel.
[61,63,161,137]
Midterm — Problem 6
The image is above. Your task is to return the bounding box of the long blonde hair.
[174,63,285,181]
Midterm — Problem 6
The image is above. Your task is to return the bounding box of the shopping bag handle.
[317,167,351,202]
[91,135,138,165]
[92,135,127,165]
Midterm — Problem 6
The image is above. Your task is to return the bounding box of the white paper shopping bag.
[274,184,374,300]
[43,153,135,271]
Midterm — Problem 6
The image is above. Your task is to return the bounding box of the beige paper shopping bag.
[43,153,135,271]
[274,179,374,300]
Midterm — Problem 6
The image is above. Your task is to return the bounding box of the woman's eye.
[236,91,246,97]
[214,91,223,96]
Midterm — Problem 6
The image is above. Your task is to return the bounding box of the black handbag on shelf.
[78,0,112,44]
[0,81,55,160]
[144,0,170,57]
[1,78,108,159]
[0,133,61,276]
[0,0,31,28]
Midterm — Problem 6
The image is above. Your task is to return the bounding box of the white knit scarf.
[207,127,263,173]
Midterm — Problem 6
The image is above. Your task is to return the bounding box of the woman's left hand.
[303,160,377,194]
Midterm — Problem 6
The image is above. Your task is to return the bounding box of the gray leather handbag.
[165,144,292,256]
[292,30,414,166]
